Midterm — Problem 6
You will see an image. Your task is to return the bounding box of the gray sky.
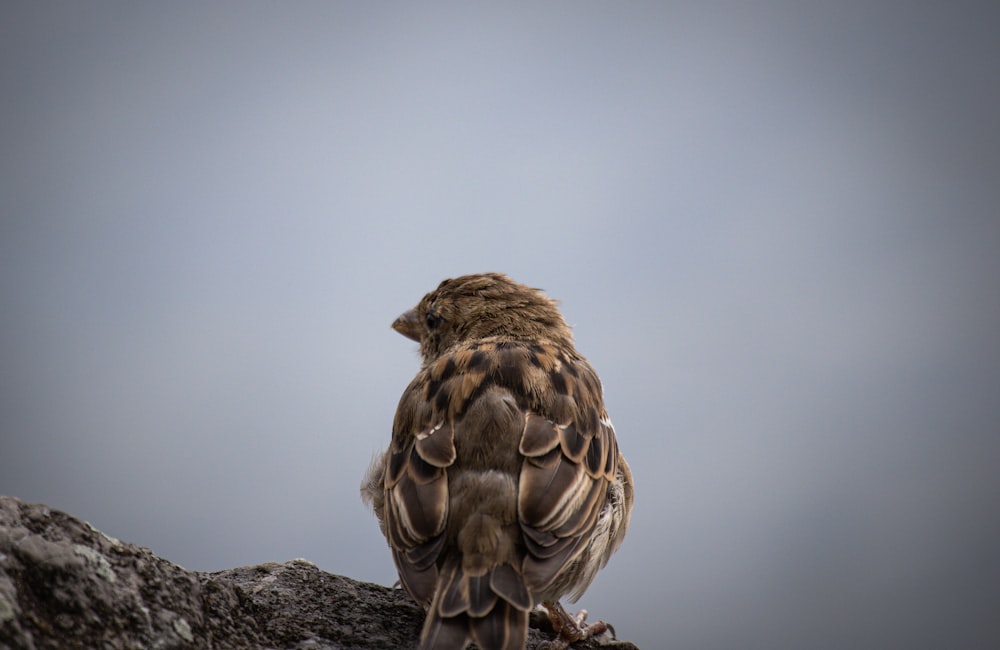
[2,3,999,649]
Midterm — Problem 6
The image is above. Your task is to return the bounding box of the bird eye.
[425,313,442,329]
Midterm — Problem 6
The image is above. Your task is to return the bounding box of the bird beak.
[392,309,422,342]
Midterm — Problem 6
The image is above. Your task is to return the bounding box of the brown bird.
[362,273,633,650]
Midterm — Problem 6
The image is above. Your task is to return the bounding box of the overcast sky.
[2,3,999,649]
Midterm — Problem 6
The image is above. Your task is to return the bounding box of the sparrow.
[362,273,633,650]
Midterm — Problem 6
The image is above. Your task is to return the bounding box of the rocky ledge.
[0,496,637,649]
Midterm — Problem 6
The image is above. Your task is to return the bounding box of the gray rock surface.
[0,497,637,649]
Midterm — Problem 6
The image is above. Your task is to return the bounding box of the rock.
[0,497,638,650]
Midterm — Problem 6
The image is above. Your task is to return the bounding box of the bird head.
[392,273,574,364]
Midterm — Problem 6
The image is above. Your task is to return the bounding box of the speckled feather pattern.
[362,273,633,650]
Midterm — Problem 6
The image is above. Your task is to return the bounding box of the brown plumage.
[361,273,633,650]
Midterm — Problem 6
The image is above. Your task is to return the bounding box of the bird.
[361,273,633,650]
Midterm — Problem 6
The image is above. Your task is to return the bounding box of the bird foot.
[539,601,615,649]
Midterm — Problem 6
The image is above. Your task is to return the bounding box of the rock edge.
[0,496,637,650]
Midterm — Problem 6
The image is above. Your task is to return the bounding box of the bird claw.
[541,601,615,649]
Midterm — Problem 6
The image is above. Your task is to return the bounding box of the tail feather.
[467,572,499,618]
[418,561,530,650]
[439,565,499,618]
[489,562,532,611]
[470,601,526,650]
[420,614,470,650]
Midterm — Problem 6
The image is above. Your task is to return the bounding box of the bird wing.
[383,342,492,604]
[383,413,455,604]
[517,398,620,595]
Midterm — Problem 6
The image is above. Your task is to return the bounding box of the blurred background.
[2,3,998,649]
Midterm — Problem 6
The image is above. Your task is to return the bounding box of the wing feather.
[517,361,620,595]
